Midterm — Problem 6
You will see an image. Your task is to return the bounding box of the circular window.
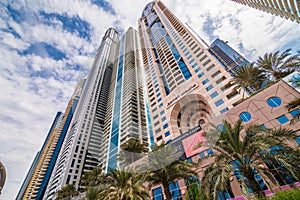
[239,112,252,122]
[217,124,225,132]
[267,97,282,107]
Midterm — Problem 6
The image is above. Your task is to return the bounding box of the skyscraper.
[138,0,246,144]
[43,28,119,199]
[0,161,6,195]
[230,0,300,23]
[16,78,84,200]
[208,38,250,74]
[100,27,150,172]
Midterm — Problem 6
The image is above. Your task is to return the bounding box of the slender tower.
[100,27,150,172]
[16,78,84,200]
[208,38,250,74]
[138,0,246,144]
[230,0,300,23]
[43,28,120,199]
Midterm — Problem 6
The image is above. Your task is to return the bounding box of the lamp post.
[0,161,6,195]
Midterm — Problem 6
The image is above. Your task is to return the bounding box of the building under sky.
[138,0,246,145]
[16,79,84,200]
[231,0,300,23]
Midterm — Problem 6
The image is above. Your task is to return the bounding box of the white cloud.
[1,0,300,199]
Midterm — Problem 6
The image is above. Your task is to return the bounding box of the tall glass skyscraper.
[43,28,119,199]
[101,27,150,172]
[230,0,300,23]
[208,38,250,74]
[138,0,246,144]
[16,78,84,200]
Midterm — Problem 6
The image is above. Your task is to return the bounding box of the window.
[163,123,168,129]
[240,112,252,122]
[198,72,204,78]
[162,116,167,122]
[296,136,300,146]
[210,91,218,99]
[195,67,201,73]
[165,131,170,137]
[217,124,225,131]
[187,157,193,162]
[220,107,229,114]
[169,181,182,200]
[290,109,300,117]
[157,97,162,103]
[202,78,209,85]
[215,99,224,107]
[205,85,213,91]
[152,187,163,200]
[267,97,282,107]
[160,110,165,115]
[159,103,163,108]
[199,151,205,158]
[207,148,214,156]
[276,115,289,124]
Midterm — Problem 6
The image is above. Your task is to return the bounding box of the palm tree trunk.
[163,183,171,200]
[247,174,265,198]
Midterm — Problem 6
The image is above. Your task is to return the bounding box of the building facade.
[43,28,119,199]
[16,79,85,200]
[0,162,6,195]
[138,0,246,146]
[208,38,250,74]
[230,0,300,23]
[100,27,150,172]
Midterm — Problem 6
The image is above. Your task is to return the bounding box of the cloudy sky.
[0,0,299,199]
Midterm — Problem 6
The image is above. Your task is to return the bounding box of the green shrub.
[271,189,300,200]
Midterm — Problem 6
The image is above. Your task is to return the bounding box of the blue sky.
[0,0,300,199]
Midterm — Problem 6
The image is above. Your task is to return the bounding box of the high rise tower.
[16,78,84,200]
[230,0,300,23]
[208,38,250,74]
[100,27,150,172]
[138,0,246,144]
[43,28,120,199]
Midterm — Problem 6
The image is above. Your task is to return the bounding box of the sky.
[0,0,300,199]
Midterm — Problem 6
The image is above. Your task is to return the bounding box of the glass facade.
[107,36,125,170]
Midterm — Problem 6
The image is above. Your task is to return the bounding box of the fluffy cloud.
[1,0,300,199]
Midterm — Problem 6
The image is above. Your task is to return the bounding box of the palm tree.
[98,168,149,200]
[257,49,300,81]
[118,138,148,166]
[200,120,300,199]
[145,143,197,200]
[230,63,265,96]
[79,167,104,191]
[56,184,78,200]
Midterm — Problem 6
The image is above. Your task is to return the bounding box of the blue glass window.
[157,98,162,103]
[240,112,252,122]
[290,109,300,117]
[162,116,167,122]
[207,148,214,156]
[169,181,182,200]
[210,91,218,99]
[156,93,161,97]
[163,123,168,129]
[267,97,282,107]
[220,107,229,114]
[260,124,267,129]
[198,72,204,78]
[187,157,193,162]
[192,63,198,68]
[217,124,225,132]
[178,60,192,80]
[152,187,163,200]
[160,110,165,116]
[202,78,209,85]
[296,136,300,146]
[159,103,163,108]
[195,67,201,73]
[199,151,205,158]
[165,131,170,137]
[205,85,213,91]
[215,99,224,107]
[276,115,289,124]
